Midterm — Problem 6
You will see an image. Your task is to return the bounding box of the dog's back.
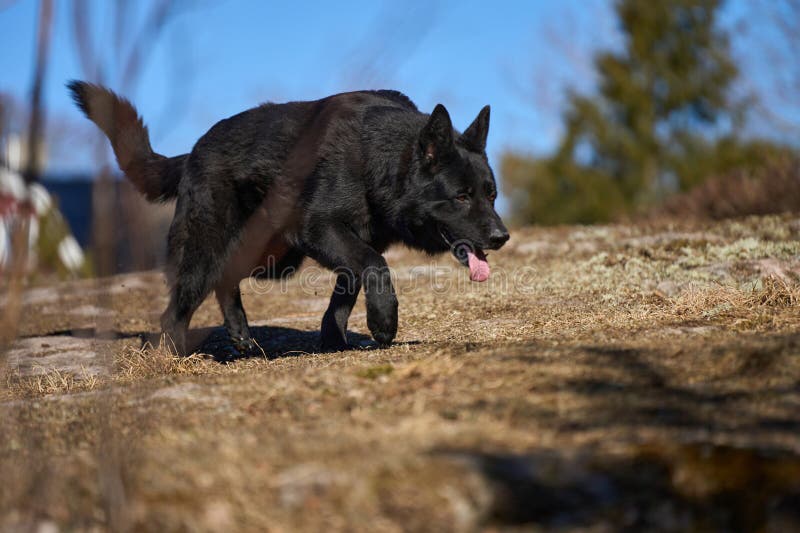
[181,90,421,226]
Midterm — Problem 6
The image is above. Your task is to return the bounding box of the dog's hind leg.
[215,283,257,355]
[320,271,361,351]
[161,263,217,355]
[161,282,207,356]
[161,200,230,355]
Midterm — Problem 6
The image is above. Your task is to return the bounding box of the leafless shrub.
[659,157,800,220]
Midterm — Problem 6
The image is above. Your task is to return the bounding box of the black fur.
[68,81,509,354]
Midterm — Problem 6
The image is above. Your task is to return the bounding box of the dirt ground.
[2,214,800,532]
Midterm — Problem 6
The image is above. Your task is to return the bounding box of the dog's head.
[401,104,509,281]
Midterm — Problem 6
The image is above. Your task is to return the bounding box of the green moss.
[356,364,394,380]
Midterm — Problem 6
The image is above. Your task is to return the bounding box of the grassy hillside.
[2,214,800,531]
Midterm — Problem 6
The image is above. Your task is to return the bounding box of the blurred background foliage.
[502,0,799,225]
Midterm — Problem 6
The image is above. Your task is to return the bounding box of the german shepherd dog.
[68,82,509,355]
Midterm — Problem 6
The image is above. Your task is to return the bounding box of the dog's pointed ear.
[459,105,490,153]
[419,104,454,166]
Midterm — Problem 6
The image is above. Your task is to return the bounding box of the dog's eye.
[488,192,497,202]
[455,194,470,203]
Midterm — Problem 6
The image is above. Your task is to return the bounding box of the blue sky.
[0,0,795,195]
[0,0,617,180]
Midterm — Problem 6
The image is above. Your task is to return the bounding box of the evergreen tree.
[504,0,749,225]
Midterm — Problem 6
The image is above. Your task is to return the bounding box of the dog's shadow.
[40,324,418,363]
[145,325,388,362]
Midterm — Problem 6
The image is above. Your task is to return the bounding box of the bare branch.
[23,0,53,183]
[71,0,100,82]
[120,0,174,92]
[338,2,441,89]
[114,0,133,66]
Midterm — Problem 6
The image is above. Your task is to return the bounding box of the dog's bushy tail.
[67,80,186,202]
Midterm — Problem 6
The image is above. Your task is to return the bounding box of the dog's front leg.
[304,225,397,348]
[361,261,398,346]
[320,272,361,351]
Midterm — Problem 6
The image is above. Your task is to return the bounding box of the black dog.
[68,82,509,355]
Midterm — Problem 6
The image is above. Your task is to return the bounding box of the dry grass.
[5,365,101,397]
[666,276,800,318]
[752,274,800,307]
[114,337,214,382]
[2,214,800,531]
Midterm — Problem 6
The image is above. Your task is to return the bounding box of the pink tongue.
[467,250,490,282]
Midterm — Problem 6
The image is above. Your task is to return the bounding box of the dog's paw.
[371,330,395,347]
[320,337,350,352]
[216,344,242,363]
[366,294,398,347]
[320,319,349,352]
[232,336,260,356]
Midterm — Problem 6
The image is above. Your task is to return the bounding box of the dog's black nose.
[488,229,510,249]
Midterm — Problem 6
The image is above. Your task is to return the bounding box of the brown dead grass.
[114,337,214,382]
[4,365,101,397]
